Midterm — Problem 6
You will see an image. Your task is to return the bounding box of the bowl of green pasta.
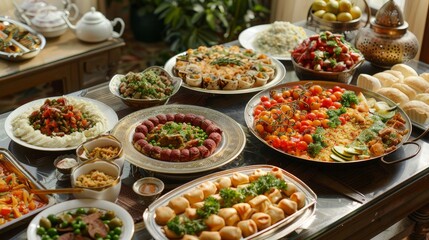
[109,66,182,109]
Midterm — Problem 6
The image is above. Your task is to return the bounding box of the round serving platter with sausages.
[110,104,246,174]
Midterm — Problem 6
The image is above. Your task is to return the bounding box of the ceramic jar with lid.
[355,0,419,68]
[63,7,125,43]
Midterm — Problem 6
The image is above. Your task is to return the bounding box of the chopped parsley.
[327,107,347,128]
[307,127,327,157]
[340,91,359,107]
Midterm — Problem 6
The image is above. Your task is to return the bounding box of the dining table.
[1,43,429,240]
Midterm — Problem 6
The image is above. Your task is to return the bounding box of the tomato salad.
[252,83,409,162]
[28,97,94,137]
[291,31,363,72]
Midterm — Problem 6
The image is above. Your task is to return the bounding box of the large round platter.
[0,17,46,61]
[5,96,118,151]
[27,199,134,240]
[239,24,316,61]
[111,104,246,174]
[164,52,286,95]
[244,81,413,164]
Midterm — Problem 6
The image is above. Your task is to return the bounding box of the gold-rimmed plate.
[111,104,246,174]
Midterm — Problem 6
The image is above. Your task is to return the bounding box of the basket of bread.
[357,63,429,127]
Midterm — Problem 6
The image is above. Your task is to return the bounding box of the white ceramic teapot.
[21,5,78,38]
[62,7,125,43]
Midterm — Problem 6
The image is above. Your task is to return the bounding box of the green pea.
[59,221,69,228]
[113,227,122,235]
[76,208,86,215]
[47,228,58,237]
[36,227,46,236]
[47,214,59,225]
[111,235,119,240]
[74,228,81,235]
[41,235,52,240]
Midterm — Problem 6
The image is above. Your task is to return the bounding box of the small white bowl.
[132,177,164,205]
[71,160,121,202]
[76,134,124,170]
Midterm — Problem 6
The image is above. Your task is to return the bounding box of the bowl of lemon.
[308,0,370,33]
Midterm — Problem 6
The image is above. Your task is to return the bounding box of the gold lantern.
[355,0,419,68]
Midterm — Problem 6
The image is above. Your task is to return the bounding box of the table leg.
[408,204,429,240]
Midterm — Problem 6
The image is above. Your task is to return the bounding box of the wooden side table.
[0,30,125,112]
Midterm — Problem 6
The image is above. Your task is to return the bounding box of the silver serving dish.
[0,148,56,233]
[143,165,317,240]
[0,16,46,61]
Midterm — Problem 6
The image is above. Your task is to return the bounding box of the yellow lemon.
[337,12,353,22]
[312,0,327,12]
[338,0,352,12]
[350,5,362,19]
[323,12,337,21]
[314,10,326,18]
[326,0,339,14]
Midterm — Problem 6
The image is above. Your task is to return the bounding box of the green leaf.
[205,11,216,30]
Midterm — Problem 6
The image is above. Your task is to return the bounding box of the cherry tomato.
[333,86,343,92]
[303,133,313,143]
[339,116,346,125]
[282,90,291,98]
[332,102,342,109]
[297,141,308,151]
[334,91,343,101]
[322,98,333,108]
[306,112,317,121]
[260,95,270,102]
[262,101,271,109]
[309,85,323,95]
[322,119,330,128]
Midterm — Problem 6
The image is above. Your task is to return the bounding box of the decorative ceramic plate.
[143,165,317,240]
[27,199,134,240]
[244,81,413,163]
[111,104,246,174]
[5,96,118,151]
[164,52,286,95]
[239,24,316,61]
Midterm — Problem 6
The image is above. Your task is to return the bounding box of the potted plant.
[155,0,269,52]
[129,0,164,43]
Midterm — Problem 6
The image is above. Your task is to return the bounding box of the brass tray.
[143,165,317,240]
[0,148,56,233]
[111,104,246,174]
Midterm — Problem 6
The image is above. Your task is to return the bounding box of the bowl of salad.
[291,31,364,84]
[109,66,182,108]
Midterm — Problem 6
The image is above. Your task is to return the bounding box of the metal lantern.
[355,0,419,68]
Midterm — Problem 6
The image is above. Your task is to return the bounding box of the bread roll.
[384,70,404,81]
[357,74,382,91]
[390,83,417,100]
[402,100,429,125]
[376,87,409,106]
[414,93,429,105]
[403,76,429,92]
[420,72,429,83]
[391,63,418,78]
[373,72,400,87]
[374,72,399,86]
